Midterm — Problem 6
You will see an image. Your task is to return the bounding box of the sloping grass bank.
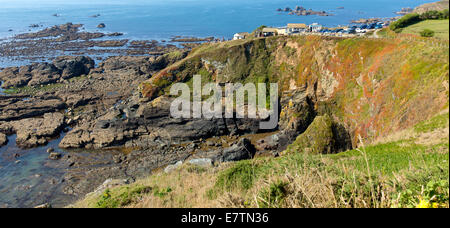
[401,20,449,39]
[72,111,449,208]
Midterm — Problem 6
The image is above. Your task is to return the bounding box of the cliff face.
[140,35,449,145]
[414,0,449,14]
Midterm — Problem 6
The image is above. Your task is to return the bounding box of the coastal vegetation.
[72,27,449,208]
[390,9,449,35]
[402,20,449,39]
[73,109,449,208]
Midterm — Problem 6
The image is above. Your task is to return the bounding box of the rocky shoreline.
[0,23,224,207]
[0,23,212,67]
[277,6,332,16]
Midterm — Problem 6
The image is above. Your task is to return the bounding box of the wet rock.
[47,147,54,153]
[34,203,52,208]
[53,56,94,79]
[15,23,83,39]
[49,152,62,160]
[0,133,7,146]
[107,32,123,37]
[97,23,106,28]
[7,112,65,149]
[0,56,95,89]
[0,96,65,122]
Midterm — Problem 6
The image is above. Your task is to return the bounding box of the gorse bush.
[390,13,421,32]
[420,10,449,20]
[390,9,449,33]
[420,29,435,37]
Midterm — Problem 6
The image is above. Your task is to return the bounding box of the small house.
[309,23,323,33]
[262,28,278,37]
[276,27,288,36]
[233,32,250,40]
[287,23,308,33]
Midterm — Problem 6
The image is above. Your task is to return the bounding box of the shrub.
[214,160,259,191]
[420,10,449,20]
[390,13,421,32]
[258,181,289,208]
[420,29,435,37]
[95,186,153,208]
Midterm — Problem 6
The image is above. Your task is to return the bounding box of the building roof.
[235,32,250,36]
[310,23,322,27]
[262,28,278,33]
[287,23,308,29]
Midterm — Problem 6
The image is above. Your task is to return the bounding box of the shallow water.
[0,81,5,95]
[0,133,68,207]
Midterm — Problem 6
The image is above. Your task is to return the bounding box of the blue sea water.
[0,0,437,41]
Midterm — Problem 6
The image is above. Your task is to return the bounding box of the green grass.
[95,185,153,208]
[401,20,449,39]
[414,112,449,133]
[210,138,449,208]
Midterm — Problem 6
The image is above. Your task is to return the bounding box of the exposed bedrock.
[0,56,95,89]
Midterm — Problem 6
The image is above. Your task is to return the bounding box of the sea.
[0,0,437,41]
[0,0,438,208]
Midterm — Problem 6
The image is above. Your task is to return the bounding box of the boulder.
[0,133,7,146]
[10,112,65,148]
[284,114,352,154]
[52,56,95,79]
[0,96,65,122]
[188,158,213,167]
[0,56,94,89]
[164,161,183,173]
[49,152,62,160]
[34,203,52,208]
[97,23,106,28]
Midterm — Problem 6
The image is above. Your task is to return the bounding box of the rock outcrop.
[0,133,7,146]
[0,112,65,148]
[284,114,351,154]
[59,96,261,149]
[414,0,449,14]
[141,36,449,146]
[0,56,95,89]
[0,95,66,122]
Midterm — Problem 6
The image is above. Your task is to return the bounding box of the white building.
[277,27,288,36]
[309,23,323,33]
[287,23,308,34]
[233,32,249,40]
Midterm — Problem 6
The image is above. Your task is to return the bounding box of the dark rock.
[279,89,316,140]
[284,114,352,154]
[52,56,95,79]
[97,23,106,28]
[0,96,66,122]
[0,133,7,146]
[49,152,62,160]
[34,203,52,208]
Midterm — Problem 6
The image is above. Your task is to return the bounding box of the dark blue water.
[0,0,436,41]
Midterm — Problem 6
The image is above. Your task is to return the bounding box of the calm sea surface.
[0,0,437,41]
